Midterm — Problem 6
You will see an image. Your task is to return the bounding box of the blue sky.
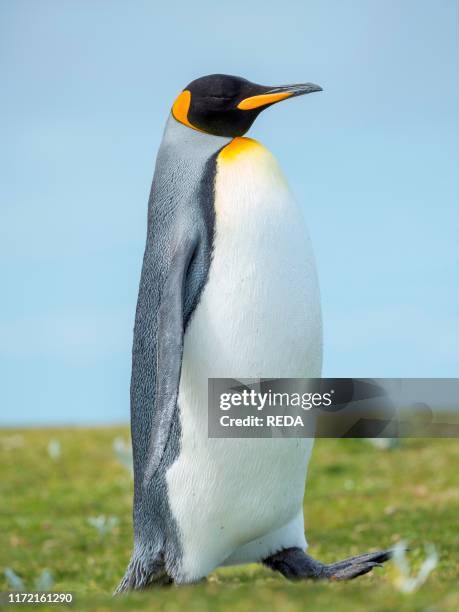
[2,1,458,425]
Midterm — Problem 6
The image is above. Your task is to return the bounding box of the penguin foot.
[263,547,394,582]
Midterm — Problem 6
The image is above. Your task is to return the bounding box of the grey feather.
[116,117,231,592]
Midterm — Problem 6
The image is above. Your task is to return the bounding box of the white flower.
[392,540,438,593]
[113,437,133,474]
[87,515,119,536]
[47,439,61,460]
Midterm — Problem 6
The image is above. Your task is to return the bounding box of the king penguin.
[116,74,392,592]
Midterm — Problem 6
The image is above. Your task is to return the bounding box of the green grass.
[1,429,458,611]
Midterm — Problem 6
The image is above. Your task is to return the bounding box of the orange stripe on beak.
[237,91,293,110]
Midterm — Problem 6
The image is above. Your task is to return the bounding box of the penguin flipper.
[142,232,199,485]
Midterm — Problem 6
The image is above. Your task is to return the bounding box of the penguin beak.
[237,83,322,111]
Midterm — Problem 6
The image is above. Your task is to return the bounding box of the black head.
[171,74,322,137]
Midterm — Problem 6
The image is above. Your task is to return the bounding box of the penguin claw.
[325,548,395,574]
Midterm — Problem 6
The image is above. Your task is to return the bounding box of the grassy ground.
[1,429,458,611]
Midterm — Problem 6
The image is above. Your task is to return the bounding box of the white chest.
[166,138,322,581]
[186,137,322,378]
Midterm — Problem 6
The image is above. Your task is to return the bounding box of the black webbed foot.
[263,547,394,581]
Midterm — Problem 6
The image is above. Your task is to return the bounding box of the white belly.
[166,138,322,582]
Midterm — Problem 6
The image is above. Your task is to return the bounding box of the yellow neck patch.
[218,137,263,163]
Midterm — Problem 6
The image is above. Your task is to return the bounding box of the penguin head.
[171,74,322,137]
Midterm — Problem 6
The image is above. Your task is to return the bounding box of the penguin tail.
[114,550,171,594]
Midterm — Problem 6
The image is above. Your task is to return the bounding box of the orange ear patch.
[171,90,202,131]
[237,91,293,110]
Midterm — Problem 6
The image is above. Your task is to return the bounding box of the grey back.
[120,116,231,588]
